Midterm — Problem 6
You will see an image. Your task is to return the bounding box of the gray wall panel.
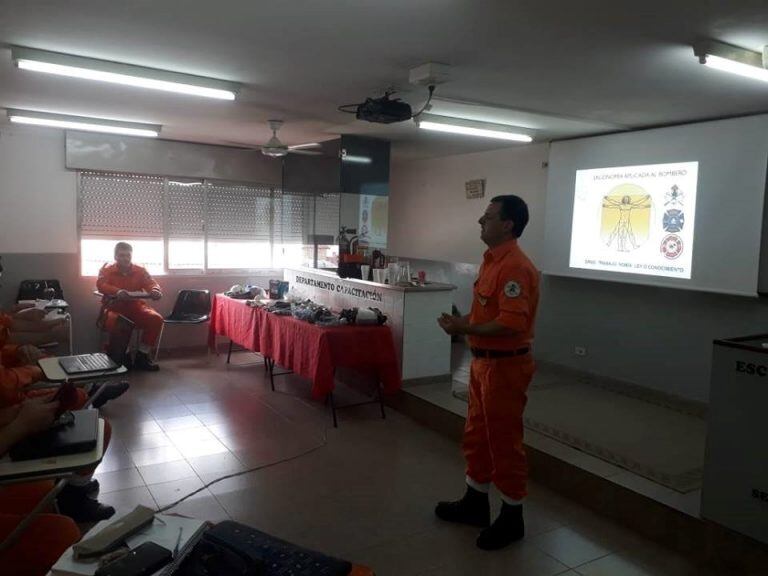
[66,131,282,185]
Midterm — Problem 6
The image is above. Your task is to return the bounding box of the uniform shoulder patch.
[504,281,521,298]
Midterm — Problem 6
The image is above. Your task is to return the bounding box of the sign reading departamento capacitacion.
[294,275,384,303]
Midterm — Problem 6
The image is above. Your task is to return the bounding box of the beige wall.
[0,126,78,253]
[388,143,549,265]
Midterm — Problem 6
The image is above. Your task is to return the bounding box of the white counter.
[283,267,455,383]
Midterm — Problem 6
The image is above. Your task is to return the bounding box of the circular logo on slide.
[660,234,683,259]
[662,209,684,233]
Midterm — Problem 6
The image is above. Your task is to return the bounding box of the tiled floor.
[407,381,703,518]
[93,351,708,575]
[419,346,705,517]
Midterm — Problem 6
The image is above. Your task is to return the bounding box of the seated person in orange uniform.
[0,400,116,557]
[0,399,81,576]
[0,259,127,412]
[0,261,119,523]
[0,327,116,522]
[97,242,163,371]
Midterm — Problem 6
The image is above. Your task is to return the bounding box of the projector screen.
[570,161,698,279]
[544,115,768,296]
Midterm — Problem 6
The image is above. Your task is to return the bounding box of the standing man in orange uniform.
[435,195,539,551]
[97,242,163,371]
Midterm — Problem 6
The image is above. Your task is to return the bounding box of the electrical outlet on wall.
[574,346,588,357]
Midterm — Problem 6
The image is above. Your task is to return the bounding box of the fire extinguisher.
[338,226,350,263]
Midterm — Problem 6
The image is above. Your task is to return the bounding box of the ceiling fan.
[225,119,323,157]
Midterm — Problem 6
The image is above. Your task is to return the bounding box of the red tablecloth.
[208,294,401,399]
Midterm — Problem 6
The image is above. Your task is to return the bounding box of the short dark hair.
[114,242,133,253]
[491,195,529,238]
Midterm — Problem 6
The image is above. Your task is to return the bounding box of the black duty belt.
[470,347,530,359]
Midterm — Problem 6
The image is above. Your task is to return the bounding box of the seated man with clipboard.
[97,242,163,372]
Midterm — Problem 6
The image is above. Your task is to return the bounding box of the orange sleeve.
[493,264,534,332]
[0,317,13,363]
[2,345,22,368]
[0,365,41,408]
[96,264,121,295]
[140,267,161,294]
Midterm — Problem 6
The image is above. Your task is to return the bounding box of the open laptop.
[57,315,135,375]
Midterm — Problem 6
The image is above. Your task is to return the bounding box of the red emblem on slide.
[660,234,683,259]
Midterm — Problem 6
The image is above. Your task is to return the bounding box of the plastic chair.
[154,290,212,360]
[14,280,71,354]
[17,279,64,301]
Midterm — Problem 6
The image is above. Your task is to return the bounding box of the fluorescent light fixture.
[169,180,203,186]
[12,47,239,100]
[289,142,320,150]
[340,151,372,164]
[7,109,160,137]
[416,113,533,142]
[693,40,768,84]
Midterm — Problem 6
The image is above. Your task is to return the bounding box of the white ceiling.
[0,0,767,160]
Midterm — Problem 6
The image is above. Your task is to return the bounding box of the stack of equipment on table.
[264,300,292,315]
[339,308,387,325]
[291,300,339,326]
[225,285,267,300]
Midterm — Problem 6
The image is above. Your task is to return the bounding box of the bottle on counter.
[337,227,350,262]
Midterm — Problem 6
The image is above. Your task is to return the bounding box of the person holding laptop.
[0,396,117,574]
[0,398,82,576]
[97,242,163,371]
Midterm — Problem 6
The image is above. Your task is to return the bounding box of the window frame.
[77,171,337,277]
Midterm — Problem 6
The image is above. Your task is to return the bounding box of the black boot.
[57,483,115,522]
[134,351,159,372]
[435,485,490,527]
[81,478,100,498]
[89,381,130,409]
[476,502,524,550]
[60,478,100,498]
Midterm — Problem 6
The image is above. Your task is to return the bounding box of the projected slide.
[569,162,698,279]
[359,194,389,248]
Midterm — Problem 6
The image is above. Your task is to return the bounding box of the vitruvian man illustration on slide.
[601,184,652,253]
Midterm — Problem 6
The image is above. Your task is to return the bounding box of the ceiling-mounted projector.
[339,91,413,124]
[337,63,447,124]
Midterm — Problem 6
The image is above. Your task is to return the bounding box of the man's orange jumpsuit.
[97,263,164,348]
[463,238,539,502]
[0,318,110,575]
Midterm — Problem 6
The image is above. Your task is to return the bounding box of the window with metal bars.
[78,171,339,275]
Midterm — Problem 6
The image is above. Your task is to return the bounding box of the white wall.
[0,126,77,253]
[389,143,549,265]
